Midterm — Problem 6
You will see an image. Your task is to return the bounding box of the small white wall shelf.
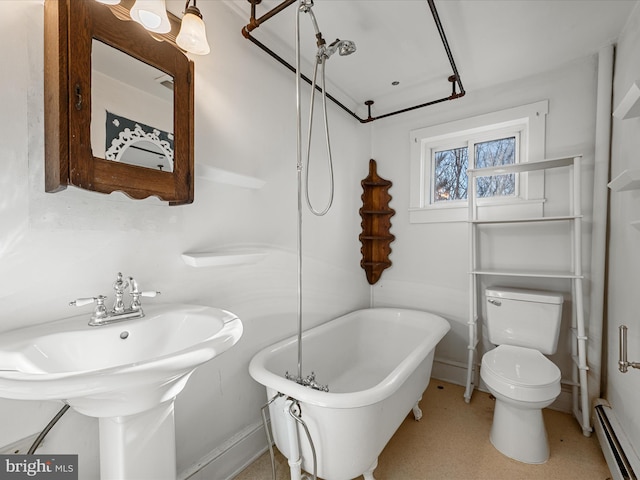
[613,80,640,120]
[196,164,265,189]
[181,250,267,267]
[608,169,640,192]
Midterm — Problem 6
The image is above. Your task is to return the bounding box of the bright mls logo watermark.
[0,455,77,480]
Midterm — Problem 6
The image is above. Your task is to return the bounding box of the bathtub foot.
[412,399,423,421]
[363,457,378,480]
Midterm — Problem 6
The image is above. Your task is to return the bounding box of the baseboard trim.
[179,420,269,480]
[431,357,469,386]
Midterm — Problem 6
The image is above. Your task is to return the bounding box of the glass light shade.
[176,10,210,55]
[130,0,171,34]
[95,0,121,4]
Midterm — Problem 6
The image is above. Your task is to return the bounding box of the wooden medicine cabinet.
[44,0,195,205]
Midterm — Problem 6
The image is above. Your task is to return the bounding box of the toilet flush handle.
[488,299,501,306]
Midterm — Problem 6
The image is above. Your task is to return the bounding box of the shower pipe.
[241,0,465,123]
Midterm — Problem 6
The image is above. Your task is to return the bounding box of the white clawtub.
[249,307,450,480]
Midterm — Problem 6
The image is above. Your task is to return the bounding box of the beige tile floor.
[234,381,611,480]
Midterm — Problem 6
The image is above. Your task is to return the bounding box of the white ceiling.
[220,0,637,120]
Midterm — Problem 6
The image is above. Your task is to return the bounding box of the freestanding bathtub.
[249,308,450,480]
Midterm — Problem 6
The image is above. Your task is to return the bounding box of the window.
[474,137,517,198]
[432,135,518,204]
[433,146,468,202]
[409,101,548,223]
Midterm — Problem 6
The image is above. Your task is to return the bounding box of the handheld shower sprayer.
[317,38,357,62]
[327,38,357,57]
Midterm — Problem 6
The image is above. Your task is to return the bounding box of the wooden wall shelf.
[359,159,395,284]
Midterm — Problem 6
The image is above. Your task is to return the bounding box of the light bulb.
[130,0,171,34]
[176,5,210,55]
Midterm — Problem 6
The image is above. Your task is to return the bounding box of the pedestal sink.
[0,304,243,479]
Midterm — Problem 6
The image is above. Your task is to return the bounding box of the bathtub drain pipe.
[285,399,317,480]
[284,399,302,480]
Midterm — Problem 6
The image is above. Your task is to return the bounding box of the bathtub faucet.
[285,371,329,392]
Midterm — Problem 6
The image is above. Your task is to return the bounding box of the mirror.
[92,39,174,172]
[44,0,194,205]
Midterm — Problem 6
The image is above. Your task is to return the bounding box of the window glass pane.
[433,147,468,202]
[474,137,516,198]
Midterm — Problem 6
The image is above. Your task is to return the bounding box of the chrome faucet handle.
[69,297,100,307]
[70,295,108,321]
[130,288,161,311]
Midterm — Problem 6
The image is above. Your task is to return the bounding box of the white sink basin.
[0,304,243,417]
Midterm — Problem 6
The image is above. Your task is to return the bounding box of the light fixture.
[94,0,210,56]
[130,0,171,34]
[176,0,210,55]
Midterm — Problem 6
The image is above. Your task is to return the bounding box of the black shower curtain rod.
[241,0,465,123]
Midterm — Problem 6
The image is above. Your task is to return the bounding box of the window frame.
[409,100,548,223]
[429,128,522,206]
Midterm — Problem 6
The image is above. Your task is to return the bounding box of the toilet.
[480,287,563,464]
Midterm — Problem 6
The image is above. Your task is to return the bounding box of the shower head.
[325,38,357,57]
[317,38,356,62]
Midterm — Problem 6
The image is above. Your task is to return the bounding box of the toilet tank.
[485,287,564,355]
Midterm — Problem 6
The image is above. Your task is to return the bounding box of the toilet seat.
[481,345,561,403]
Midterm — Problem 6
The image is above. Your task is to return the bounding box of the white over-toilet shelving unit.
[463,155,592,436]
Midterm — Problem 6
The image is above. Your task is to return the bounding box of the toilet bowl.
[481,287,564,464]
[481,344,561,464]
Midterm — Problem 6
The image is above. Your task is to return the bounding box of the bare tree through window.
[475,137,516,197]
[433,137,516,203]
[434,147,468,201]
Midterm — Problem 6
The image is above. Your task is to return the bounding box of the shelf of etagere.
[470,215,581,224]
[471,269,583,279]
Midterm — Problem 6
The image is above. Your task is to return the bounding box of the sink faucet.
[112,272,129,314]
[70,272,161,326]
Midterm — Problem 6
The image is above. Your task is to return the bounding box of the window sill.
[409,198,545,224]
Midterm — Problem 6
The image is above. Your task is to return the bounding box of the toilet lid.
[482,345,561,387]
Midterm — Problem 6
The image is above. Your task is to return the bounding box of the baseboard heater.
[594,399,639,480]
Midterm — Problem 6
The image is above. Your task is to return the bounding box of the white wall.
[3,0,634,475]
[369,55,599,407]
[0,1,370,477]
[607,1,640,457]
